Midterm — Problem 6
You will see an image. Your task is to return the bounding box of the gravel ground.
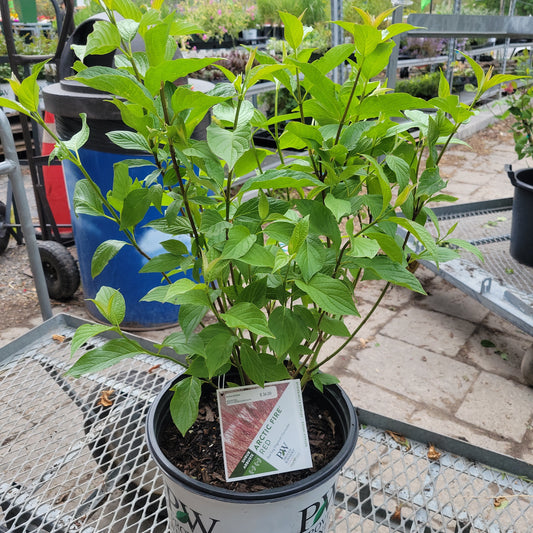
[0,242,86,330]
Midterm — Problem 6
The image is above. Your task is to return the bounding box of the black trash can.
[43,14,212,329]
[506,165,533,268]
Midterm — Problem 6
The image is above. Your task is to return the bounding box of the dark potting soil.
[159,388,344,492]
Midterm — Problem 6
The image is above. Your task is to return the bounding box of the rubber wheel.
[37,240,80,300]
[0,201,10,255]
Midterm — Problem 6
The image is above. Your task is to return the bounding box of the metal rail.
[414,198,533,338]
[0,108,52,319]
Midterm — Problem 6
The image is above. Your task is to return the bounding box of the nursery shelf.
[416,198,533,337]
[1,314,531,532]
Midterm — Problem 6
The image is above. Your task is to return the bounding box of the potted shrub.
[1,4,522,532]
[182,0,254,48]
[240,4,260,42]
[499,51,533,267]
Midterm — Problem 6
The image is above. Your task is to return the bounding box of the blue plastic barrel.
[43,14,210,329]
[61,149,192,330]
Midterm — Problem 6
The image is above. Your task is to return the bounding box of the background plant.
[257,0,328,26]
[499,50,533,161]
[182,0,257,43]
[0,29,57,79]
[396,72,441,99]
[1,4,522,437]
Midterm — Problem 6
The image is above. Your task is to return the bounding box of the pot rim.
[145,375,358,503]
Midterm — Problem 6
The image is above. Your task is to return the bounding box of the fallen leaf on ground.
[97,389,115,407]
[427,444,441,461]
[386,431,411,450]
[391,506,402,522]
[493,496,509,509]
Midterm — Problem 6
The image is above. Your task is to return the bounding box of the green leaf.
[142,279,209,307]
[83,20,121,61]
[63,113,89,152]
[0,96,31,116]
[445,238,484,261]
[221,225,256,260]
[258,190,269,220]
[296,235,326,281]
[161,239,189,256]
[66,337,144,378]
[481,339,496,348]
[240,169,325,195]
[279,12,304,51]
[319,316,350,337]
[288,216,309,256]
[70,323,116,356]
[350,256,425,293]
[73,66,156,113]
[285,121,323,149]
[358,93,428,120]
[170,376,202,436]
[204,332,235,378]
[106,131,152,153]
[12,60,48,112]
[91,239,128,277]
[159,331,203,355]
[438,70,450,98]
[294,199,341,248]
[206,123,250,171]
[235,277,268,309]
[73,179,105,217]
[273,248,291,273]
[221,303,274,337]
[268,307,300,358]
[311,372,339,393]
[240,345,266,387]
[324,194,351,222]
[213,100,255,125]
[90,286,126,326]
[144,20,174,67]
[261,354,291,381]
[386,154,410,191]
[350,236,380,259]
[138,253,181,273]
[112,0,142,21]
[145,58,221,95]
[295,274,358,316]
[238,244,275,268]
[459,52,485,89]
[145,216,192,236]
[389,216,439,263]
[120,188,152,230]
[178,304,209,339]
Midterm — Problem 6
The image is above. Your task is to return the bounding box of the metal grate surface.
[1,315,532,533]
[430,200,533,297]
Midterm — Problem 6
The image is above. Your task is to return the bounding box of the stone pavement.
[1,98,532,466]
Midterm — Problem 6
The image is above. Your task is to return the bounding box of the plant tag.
[217,380,312,482]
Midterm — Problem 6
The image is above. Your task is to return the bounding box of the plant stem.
[307,281,391,376]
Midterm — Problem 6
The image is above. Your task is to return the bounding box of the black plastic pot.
[506,165,533,267]
[146,376,358,533]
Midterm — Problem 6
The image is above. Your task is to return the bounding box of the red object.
[41,111,72,234]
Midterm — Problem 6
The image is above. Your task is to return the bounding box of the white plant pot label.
[217,380,312,482]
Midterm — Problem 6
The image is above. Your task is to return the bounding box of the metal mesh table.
[1,314,532,532]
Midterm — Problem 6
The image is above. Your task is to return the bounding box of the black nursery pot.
[506,166,533,267]
[146,375,358,533]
